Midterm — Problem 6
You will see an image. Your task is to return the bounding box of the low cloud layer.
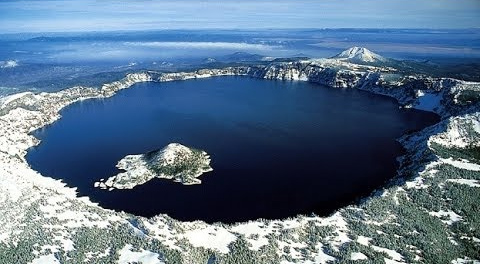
[0,60,19,68]
[124,42,280,51]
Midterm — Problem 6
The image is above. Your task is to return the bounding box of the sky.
[0,0,479,33]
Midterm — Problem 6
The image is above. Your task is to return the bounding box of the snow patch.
[429,210,463,225]
[0,92,34,108]
[302,243,336,263]
[231,221,273,250]
[451,257,480,264]
[430,114,480,148]
[357,236,372,246]
[441,158,480,171]
[351,252,368,260]
[384,258,406,264]
[183,225,237,254]
[414,90,442,112]
[118,244,164,264]
[447,179,480,187]
[318,212,351,250]
[371,245,404,262]
[28,254,60,264]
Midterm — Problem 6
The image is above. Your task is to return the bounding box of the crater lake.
[27,76,439,223]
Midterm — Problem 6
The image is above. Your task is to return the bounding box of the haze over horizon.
[0,0,479,33]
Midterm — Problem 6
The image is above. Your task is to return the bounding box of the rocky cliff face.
[126,60,479,119]
[3,58,476,119]
[243,61,479,118]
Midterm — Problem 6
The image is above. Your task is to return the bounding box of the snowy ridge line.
[0,54,479,263]
[1,60,478,119]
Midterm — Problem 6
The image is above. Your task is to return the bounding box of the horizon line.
[2,27,480,35]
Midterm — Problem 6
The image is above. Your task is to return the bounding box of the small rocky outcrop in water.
[94,143,213,190]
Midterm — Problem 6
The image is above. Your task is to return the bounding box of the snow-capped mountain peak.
[333,47,386,63]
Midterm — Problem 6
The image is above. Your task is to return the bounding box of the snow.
[371,245,404,262]
[195,73,212,79]
[28,254,60,264]
[405,161,443,189]
[54,235,75,251]
[118,244,164,264]
[414,90,442,112]
[357,236,372,246]
[231,221,273,250]
[0,175,22,202]
[473,119,480,134]
[84,248,110,262]
[301,243,336,263]
[429,210,463,225]
[317,212,351,250]
[447,179,480,187]
[430,114,480,149]
[405,177,430,189]
[365,214,397,226]
[141,219,182,251]
[312,245,336,263]
[441,158,480,171]
[183,225,237,254]
[0,232,9,243]
[384,258,406,264]
[351,252,368,260]
[333,47,386,63]
[277,240,307,260]
[96,143,212,189]
[0,91,33,108]
[0,61,478,263]
[451,257,480,264]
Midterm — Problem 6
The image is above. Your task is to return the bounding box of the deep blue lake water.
[27,77,439,223]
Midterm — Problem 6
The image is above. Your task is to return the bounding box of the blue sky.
[0,0,479,33]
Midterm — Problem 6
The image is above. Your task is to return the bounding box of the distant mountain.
[201,52,265,64]
[270,56,310,63]
[222,52,265,62]
[332,47,387,64]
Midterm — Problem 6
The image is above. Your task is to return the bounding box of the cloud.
[0,60,19,68]
[123,42,280,50]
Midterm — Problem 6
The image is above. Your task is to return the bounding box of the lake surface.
[27,77,439,223]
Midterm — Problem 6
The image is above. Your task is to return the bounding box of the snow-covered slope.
[332,46,387,64]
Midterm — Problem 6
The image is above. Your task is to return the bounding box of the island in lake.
[94,143,213,190]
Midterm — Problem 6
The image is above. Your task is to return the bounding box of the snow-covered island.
[95,143,213,190]
[0,47,479,263]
